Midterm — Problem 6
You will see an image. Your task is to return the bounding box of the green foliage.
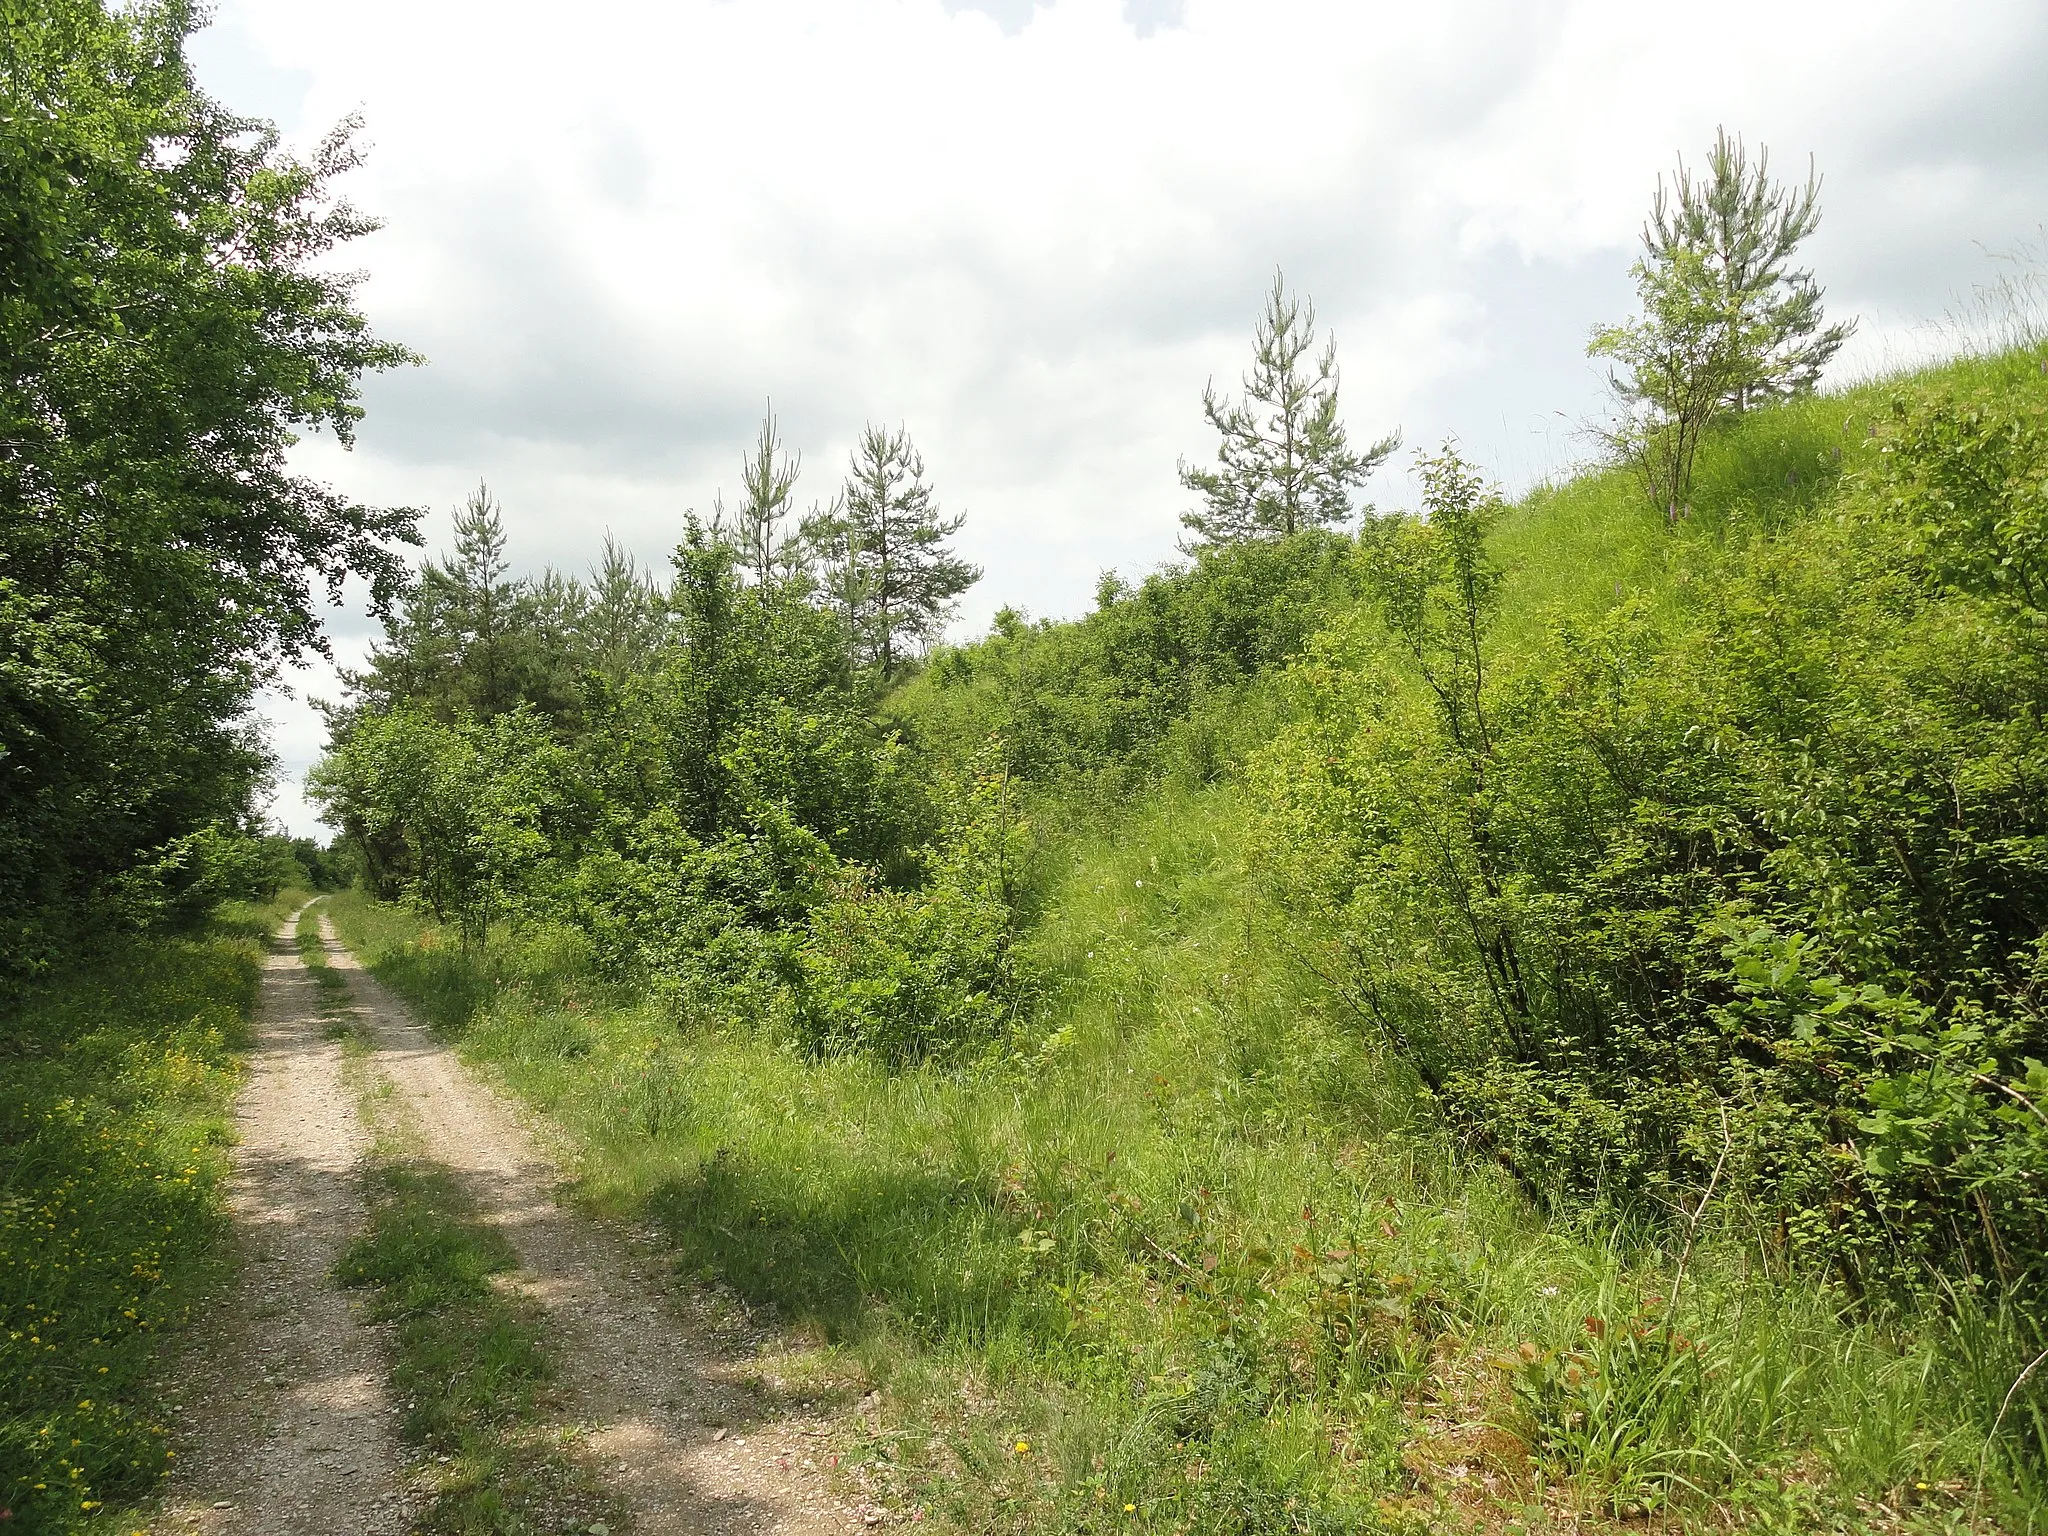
[312,704,585,945]
[0,0,417,975]
[326,772,2044,1532]
[822,422,982,675]
[895,532,1361,791]
[1257,348,2048,1309]
[733,402,806,586]
[342,482,595,726]
[1177,271,1398,546]
[1591,128,1853,517]
[0,897,289,1532]
[787,753,1036,1062]
[316,510,1033,1053]
[338,1159,621,1535]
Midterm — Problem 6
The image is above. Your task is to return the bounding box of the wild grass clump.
[0,892,299,1532]
[338,1159,621,1535]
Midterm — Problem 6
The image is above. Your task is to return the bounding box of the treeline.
[314,423,1022,1061]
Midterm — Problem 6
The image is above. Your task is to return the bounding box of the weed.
[0,891,303,1532]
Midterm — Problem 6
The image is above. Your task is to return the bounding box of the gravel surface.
[320,914,868,1535]
[147,909,871,1534]
[150,905,413,1535]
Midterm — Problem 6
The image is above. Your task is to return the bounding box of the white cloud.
[185,0,2048,833]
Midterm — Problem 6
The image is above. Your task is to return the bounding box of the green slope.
[329,347,2048,1534]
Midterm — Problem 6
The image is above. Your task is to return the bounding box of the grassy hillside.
[324,345,2048,1535]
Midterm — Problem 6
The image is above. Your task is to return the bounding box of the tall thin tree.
[736,401,802,586]
[585,532,664,681]
[443,482,524,715]
[839,425,980,674]
[1178,271,1398,547]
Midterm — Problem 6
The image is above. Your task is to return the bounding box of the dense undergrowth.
[315,345,2048,1532]
[0,892,300,1532]
[329,787,2040,1535]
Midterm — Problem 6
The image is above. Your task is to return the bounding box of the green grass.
[335,1159,621,1536]
[314,350,2048,1536]
[0,890,304,1532]
[327,777,2043,1536]
[292,898,354,1021]
[1486,350,2021,654]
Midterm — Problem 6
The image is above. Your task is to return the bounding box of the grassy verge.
[0,891,306,1532]
[326,784,2045,1536]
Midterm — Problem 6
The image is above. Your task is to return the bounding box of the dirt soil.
[148,906,869,1535]
[151,904,411,1534]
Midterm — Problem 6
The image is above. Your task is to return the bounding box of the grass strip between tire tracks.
[337,1160,622,1535]
[316,912,626,1536]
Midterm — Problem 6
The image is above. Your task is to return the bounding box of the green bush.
[1255,349,2048,1301]
[786,758,1036,1063]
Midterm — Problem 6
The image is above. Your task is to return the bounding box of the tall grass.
[329,762,2043,1535]
[0,891,303,1532]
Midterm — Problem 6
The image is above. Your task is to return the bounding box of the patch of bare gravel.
[319,914,874,1535]
[150,907,415,1536]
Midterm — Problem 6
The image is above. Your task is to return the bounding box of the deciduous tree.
[0,0,418,970]
[1591,129,1855,519]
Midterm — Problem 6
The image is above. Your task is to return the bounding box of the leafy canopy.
[0,0,418,971]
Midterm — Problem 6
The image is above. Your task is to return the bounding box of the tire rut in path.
[320,915,867,1535]
[152,906,411,1535]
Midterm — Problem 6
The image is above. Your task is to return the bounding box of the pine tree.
[442,482,525,716]
[1590,129,1856,517]
[585,533,665,682]
[1178,272,1398,547]
[736,402,803,586]
[836,425,980,674]
[798,492,872,678]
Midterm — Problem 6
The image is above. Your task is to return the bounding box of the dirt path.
[318,914,869,1535]
[152,905,412,1535]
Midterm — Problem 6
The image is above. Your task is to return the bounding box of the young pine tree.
[1590,128,1856,518]
[441,482,526,716]
[1178,271,1398,547]
[736,402,804,586]
[835,425,980,675]
[584,532,665,682]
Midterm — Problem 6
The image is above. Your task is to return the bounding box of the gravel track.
[149,907,866,1534]
[319,914,866,1535]
[151,905,410,1535]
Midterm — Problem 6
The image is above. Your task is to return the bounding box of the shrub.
[1254,353,2048,1299]
[786,755,1035,1063]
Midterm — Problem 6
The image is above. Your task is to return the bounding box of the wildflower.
[1014,1439,1030,1454]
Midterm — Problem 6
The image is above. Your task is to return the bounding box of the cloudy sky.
[185,0,2048,836]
